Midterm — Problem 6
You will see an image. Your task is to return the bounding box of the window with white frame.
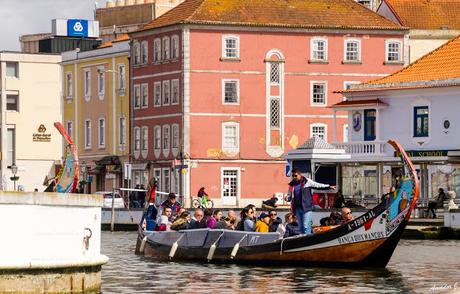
[83,69,91,100]
[222,169,239,199]
[118,64,126,93]
[172,124,179,149]
[222,35,239,59]
[171,79,179,105]
[97,68,105,99]
[386,40,402,62]
[141,126,148,151]
[119,116,126,148]
[154,82,161,106]
[222,122,239,152]
[134,127,141,151]
[6,62,18,78]
[162,168,170,193]
[310,38,328,61]
[67,121,73,139]
[141,83,148,108]
[65,72,72,100]
[154,126,161,151]
[270,97,280,129]
[171,35,179,59]
[162,125,170,151]
[311,123,327,140]
[163,37,170,60]
[84,119,91,149]
[133,42,140,65]
[344,39,361,62]
[134,85,141,108]
[311,81,327,106]
[141,41,148,64]
[223,80,239,104]
[270,63,280,84]
[154,38,161,62]
[98,118,106,148]
[162,80,170,105]
[7,128,15,167]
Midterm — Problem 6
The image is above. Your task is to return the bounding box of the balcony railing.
[333,141,386,156]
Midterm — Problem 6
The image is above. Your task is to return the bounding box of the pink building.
[129,0,408,207]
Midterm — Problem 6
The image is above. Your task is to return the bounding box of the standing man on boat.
[286,168,335,235]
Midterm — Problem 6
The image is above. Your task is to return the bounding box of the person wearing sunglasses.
[286,168,335,235]
[341,207,354,224]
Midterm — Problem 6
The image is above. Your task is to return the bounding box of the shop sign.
[395,150,449,157]
[33,124,51,142]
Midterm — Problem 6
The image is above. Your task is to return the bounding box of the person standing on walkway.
[286,168,335,235]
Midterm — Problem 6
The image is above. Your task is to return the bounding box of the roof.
[297,136,337,150]
[140,0,404,31]
[384,0,460,30]
[98,34,130,48]
[332,98,388,108]
[342,34,460,92]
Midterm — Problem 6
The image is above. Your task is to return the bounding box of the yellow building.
[61,36,130,192]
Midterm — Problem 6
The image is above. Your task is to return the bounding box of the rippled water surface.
[101,232,460,293]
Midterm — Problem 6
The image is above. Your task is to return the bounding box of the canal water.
[101,232,460,293]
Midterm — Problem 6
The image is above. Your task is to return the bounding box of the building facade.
[61,37,130,193]
[0,52,62,191]
[130,0,408,207]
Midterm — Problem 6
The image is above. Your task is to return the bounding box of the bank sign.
[67,19,88,37]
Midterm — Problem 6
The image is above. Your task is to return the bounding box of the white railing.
[333,141,386,156]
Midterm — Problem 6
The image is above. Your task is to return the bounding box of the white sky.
[0,0,108,51]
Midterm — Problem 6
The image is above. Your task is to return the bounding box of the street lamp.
[10,164,19,191]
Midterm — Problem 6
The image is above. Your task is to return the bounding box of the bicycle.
[192,195,214,208]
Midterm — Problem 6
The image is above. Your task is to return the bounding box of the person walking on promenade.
[286,168,335,235]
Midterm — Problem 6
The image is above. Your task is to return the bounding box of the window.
[134,127,141,151]
[119,117,126,148]
[84,119,91,149]
[171,79,179,105]
[344,39,361,62]
[153,169,161,191]
[222,169,239,202]
[154,126,161,151]
[222,35,239,59]
[310,38,328,61]
[311,81,327,106]
[222,122,239,152]
[163,37,170,60]
[141,84,148,108]
[154,82,161,106]
[83,69,91,100]
[311,124,327,140]
[270,97,280,129]
[162,125,170,151]
[118,64,126,95]
[364,109,376,141]
[162,80,170,105]
[222,80,239,104]
[65,72,72,100]
[97,68,105,99]
[171,35,179,59]
[6,62,18,78]
[6,94,18,111]
[7,128,15,167]
[98,118,106,148]
[386,40,402,62]
[67,121,73,139]
[162,168,170,193]
[154,38,161,62]
[134,85,141,109]
[270,63,280,84]
[133,42,140,65]
[414,106,429,137]
[172,124,179,149]
[141,41,148,64]
[141,126,148,151]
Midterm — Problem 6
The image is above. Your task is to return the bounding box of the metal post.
[110,187,116,232]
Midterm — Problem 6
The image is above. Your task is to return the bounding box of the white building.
[0,52,62,191]
[332,35,460,205]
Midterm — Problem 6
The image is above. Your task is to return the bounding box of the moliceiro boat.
[136,140,419,268]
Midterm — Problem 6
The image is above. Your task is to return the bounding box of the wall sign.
[352,112,362,131]
[67,19,88,37]
[33,124,51,142]
[395,150,449,157]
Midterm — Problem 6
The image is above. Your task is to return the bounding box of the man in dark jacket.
[161,193,182,219]
[286,168,335,235]
[268,210,283,232]
[189,209,207,229]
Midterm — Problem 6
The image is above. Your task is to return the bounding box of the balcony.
[333,141,386,157]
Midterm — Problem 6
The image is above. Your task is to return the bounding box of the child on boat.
[255,212,271,232]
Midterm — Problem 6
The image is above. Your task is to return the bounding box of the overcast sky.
[0,0,108,51]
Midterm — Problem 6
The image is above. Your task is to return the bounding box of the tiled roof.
[141,0,404,31]
[343,35,460,92]
[332,98,388,107]
[384,0,460,29]
[98,34,130,48]
[297,136,337,150]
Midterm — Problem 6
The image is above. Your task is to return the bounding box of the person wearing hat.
[255,212,271,233]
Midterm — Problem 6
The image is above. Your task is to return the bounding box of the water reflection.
[101,232,460,293]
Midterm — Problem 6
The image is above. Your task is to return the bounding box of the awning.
[331,98,388,110]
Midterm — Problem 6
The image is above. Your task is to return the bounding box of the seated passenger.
[319,211,342,226]
[189,209,206,229]
[243,207,256,232]
[161,193,182,219]
[215,216,234,230]
[204,208,215,229]
[156,207,172,231]
[284,213,300,238]
[207,209,223,229]
[341,207,354,224]
[171,211,191,231]
[255,212,271,233]
[268,210,284,235]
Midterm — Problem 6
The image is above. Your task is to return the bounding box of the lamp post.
[10,164,19,191]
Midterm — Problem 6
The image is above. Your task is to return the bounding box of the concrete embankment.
[0,192,108,293]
